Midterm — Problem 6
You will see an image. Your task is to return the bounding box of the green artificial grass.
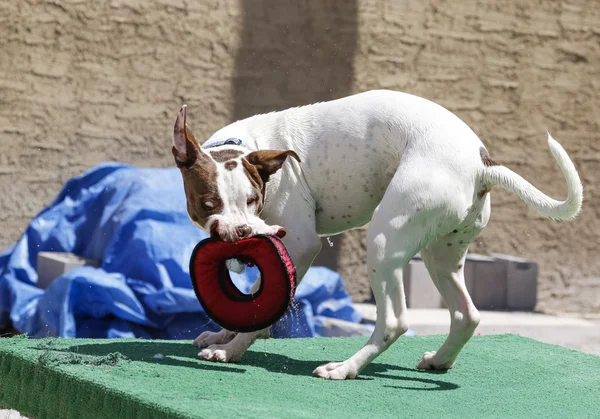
[1,334,599,419]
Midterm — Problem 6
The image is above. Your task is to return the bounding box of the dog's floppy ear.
[245,150,301,181]
[172,105,201,167]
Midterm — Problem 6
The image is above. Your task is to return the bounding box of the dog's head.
[171,105,300,242]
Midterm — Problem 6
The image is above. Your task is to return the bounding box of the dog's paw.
[252,223,287,239]
[198,343,243,363]
[193,329,236,349]
[313,361,358,380]
[225,258,246,274]
[416,351,455,370]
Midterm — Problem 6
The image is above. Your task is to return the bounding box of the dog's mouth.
[209,220,287,242]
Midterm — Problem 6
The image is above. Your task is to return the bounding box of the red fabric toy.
[189,234,297,333]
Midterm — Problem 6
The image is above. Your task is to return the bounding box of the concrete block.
[363,252,537,312]
[318,317,375,337]
[464,254,507,310]
[36,252,100,289]
[367,256,444,308]
[404,256,446,309]
[492,253,538,311]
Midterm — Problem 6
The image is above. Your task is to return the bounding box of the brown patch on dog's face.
[480,147,498,167]
[210,149,244,163]
[224,160,238,171]
[180,159,223,226]
[172,105,223,228]
[242,159,265,215]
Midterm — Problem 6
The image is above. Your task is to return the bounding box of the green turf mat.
[1,334,599,419]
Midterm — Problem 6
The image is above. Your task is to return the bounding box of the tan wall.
[0,0,598,313]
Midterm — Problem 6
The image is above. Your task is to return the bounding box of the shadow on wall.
[232,0,359,272]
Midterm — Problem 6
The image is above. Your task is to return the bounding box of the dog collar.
[204,138,244,149]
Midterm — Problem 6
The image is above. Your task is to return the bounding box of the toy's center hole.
[225,256,260,297]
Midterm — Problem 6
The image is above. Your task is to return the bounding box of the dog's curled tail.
[479,133,583,221]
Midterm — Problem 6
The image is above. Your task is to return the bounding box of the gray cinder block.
[367,255,445,308]
[318,317,375,337]
[365,252,536,312]
[492,253,538,311]
[464,253,507,310]
[36,252,100,289]
[404,256,446,309]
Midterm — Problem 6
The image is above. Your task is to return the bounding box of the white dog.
[172,90,582,380]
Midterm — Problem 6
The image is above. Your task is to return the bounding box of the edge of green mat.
[1,334,598,419]
[0,337,186,419]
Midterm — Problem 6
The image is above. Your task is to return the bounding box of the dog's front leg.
[196,276,268,362]
[193,328,238,349]
[197,205,322,363]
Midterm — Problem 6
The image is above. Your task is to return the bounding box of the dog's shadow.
[243,350,459,391]
[39,340,458,391]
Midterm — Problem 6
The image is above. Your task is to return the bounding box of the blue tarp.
[0,163,362,339]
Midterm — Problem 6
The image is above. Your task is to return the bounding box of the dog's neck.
[202,109,300,154]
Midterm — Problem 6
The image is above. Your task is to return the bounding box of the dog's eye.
[202,201,214,210]
[247,196,257,206]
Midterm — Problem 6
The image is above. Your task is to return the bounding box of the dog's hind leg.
[313,174,446,379]
[416,197,490,370]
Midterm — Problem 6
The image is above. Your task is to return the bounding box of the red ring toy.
[189,234,297,333]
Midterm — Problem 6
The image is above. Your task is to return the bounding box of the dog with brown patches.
[172,90,582,380]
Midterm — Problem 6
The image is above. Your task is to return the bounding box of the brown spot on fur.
[477,187,490,199]
[480,147,498,167]
[224,160,237,171]
[210,149,243,163]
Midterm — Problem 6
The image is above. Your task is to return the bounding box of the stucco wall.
[0,0,598,313]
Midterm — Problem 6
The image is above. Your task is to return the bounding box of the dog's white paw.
[416,351,455,370]
[198,343,243,363]
[225,258,246,274]
[192,329,236,349]
[313,361,358,380]
[252,223,287,239]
